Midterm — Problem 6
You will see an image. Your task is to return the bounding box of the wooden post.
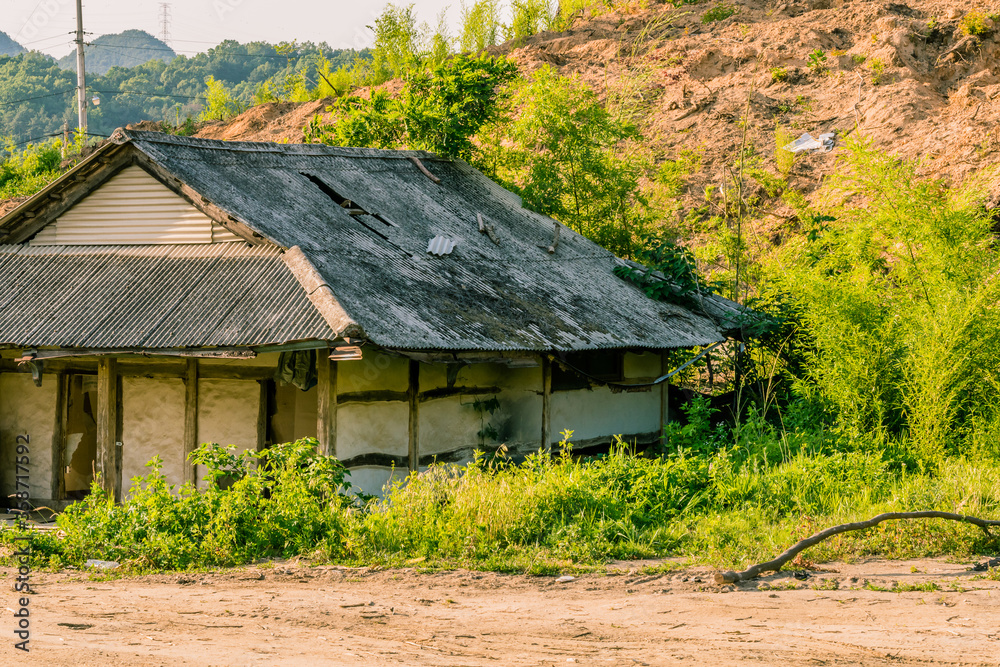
[256,380,268,452]
[541,355,552,453]
[115,374,123,502]
[183,359,198,486]
[51,373,66,501]
[408,359,419,472]
[316,350,338,457]
[96,358,118,497]
[660,352,671,436]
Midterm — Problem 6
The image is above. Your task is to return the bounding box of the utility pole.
[75,0,87,134]
[159,3,172,45]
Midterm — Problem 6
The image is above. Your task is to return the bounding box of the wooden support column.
[51,373,66,501]
[660,352,671,435]
[408,359,420,472]
[316,349,338,457]
[541,355,552,453]
[183,359,198,486]
[115,375,123,502]
[96,358,118,497]
[256,380,268,452]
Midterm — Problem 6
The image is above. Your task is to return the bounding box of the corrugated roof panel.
[0,244,335,349]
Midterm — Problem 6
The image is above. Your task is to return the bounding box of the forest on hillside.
[0,38,364,145]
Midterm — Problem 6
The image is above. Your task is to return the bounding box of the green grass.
[4,413,1000,576]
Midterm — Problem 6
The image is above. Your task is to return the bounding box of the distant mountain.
[0,30,26,57]
[58,30,175,75]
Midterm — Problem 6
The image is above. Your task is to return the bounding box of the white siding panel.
[30,166,241,246]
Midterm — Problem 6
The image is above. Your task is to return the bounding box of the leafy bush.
[807,49,827,72]
[959,11,991,36]
[45,439,357,570]
[0,139,64,199]
[702,4,736,23]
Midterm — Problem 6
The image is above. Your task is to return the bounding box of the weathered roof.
[0,243,334,349]
[0,130,750,352]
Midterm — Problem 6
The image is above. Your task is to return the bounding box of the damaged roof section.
[0,243,335,349]
[0,130,750,352]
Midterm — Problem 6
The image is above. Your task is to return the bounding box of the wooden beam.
[408,359,420,473]
[51,373,66,501]
[96,358,118,497]
[316,350,338,457]
[660,352,671,436]
[541,355,552,453]
[0,359,282,381]
[183,359,198,486]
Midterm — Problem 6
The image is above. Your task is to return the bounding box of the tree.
[459,0,503,52]
[482,66,650,257]
[306,54,518,162]
[198,76,244,121]
[369,3,422,83]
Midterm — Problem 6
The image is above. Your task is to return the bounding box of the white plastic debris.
[427,235,457,256]
[555,575,577,583]
[84,559,120,570]
[783,132,836,153]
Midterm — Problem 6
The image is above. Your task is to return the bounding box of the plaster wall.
[338,350,408,394]
[122,377,186,493]
[624,352,663,379]
[196,379,260,486]
[0,373,57,501]
[551,386,660,443]
[337,402,409,461]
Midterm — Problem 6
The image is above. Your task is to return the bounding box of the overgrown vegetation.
[5,411,999,575]
[0,138,63,199]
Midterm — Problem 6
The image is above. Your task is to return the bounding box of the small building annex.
[0,129,745,506]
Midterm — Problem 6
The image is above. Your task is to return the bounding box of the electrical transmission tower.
[159,3,172,45]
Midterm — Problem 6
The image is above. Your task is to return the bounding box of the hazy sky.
[3,1,460,58]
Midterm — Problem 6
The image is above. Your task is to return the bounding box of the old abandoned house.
[0,129,745,506]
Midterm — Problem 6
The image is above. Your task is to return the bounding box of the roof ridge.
[116,128,447,161]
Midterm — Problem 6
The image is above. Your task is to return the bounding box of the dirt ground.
[1,557,998,666]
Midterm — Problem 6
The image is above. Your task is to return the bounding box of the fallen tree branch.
[715,511,1000,585]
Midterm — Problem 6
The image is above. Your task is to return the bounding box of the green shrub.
[807,49,827,72]
[43,439,357,571]
[0,139,64,199]
[959,11,991,36]
[702,3,736,23]
[770,67,788,83]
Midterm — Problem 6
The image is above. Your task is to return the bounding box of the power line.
[88,42,342,62]
[0,90,75,108]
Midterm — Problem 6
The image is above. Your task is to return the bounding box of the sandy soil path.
[1,558,998,666]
